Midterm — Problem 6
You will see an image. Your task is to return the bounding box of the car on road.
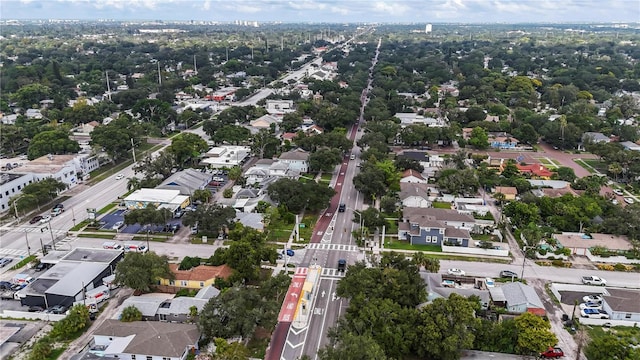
[338,203,346,212]
[540,347,564,358]
[580,308,610,319]
[350,154,356,160]
[447,268,465,276]
[0,258,12,267]
[0,281,12,290]
[51,207,64,216]
[115,174,125,180]
[624,197,635,204]
[29,215,43,224]
[500,270,518,278]
[282,249,295,257]
[583,294,604,303]
[34,262,48,272]
[582,275,606,286]
[338,259,347,272]
[39,215,51,224]
[613,189,624,196]
[579,302,603,310]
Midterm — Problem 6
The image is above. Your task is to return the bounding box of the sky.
[3,0,640,23]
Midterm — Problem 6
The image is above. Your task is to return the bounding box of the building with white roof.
[123,189,190,211]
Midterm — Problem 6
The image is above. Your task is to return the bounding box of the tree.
[114,252,173,293]
[514,312,557,355]
[585,333,637,360]
[554,166,576,182]
[212,125,250,145]
[120,305,143,322]
[12,83,51,109]
[228,166,243,182]
[415,294,480,360]
[318,333,388,360]
[468,127,489,149]
[281,112,303,132]
[0,124,29,155]
[192,189,212,204]
[90,116,141,161]
[27,129,80,160]
[412,252,440,273]
[353,165,388,201]
[212,338,251,360]
[182,204,236,235]
[309,148,342,172]
[134,151,176,180]
[50,304,90,340]
[251,128,280,159]
[132,99,176,130]
[166,132,208,166]
[28,337,52,360]
[267,178,335,213]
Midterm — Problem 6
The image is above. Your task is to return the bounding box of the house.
[490,134,519,149]
[305,124,324,135]
[394,113,445,128]
[398,150,444,170]
[553,232,632,256]
[25,109,43,119]
[399,183,433,208]
[402,207,476,230]
[244,159,300,186]
[250,114,279,129]
[201,146,251,168]
[400,169,427,184]
[602,289,640,322]
[1,114,18,125]
[92,320,199,360]
[278,148,309,173]
[494,186,517,201]
[81,121,100,134]
[265,100,295,116]
[489,282,545,315]
[516,163,554,179]
[235,211,265,231]
[159,264,233,291]
[281,132,298,143]
[620,141,640,152]
[156,169,212,196]
[118,286,219,323]
[582,132,611,144]
[527,180,569,189]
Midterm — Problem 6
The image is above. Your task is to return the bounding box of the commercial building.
[201,146,251,168]
[123,189,190,212]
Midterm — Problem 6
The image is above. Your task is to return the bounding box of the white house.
[250,114,279,129]
[201,146,251,168]
[394,113,445,128]
[91,320,199,360]
[265,100,295,116]
[399,183,432,208]
[400,169,428,184]
[278,148,309,173]
[602,289,640,322]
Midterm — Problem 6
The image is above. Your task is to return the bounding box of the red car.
[540,347,564,358]
[29,215,43,224]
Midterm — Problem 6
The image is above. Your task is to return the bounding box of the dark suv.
[338,204,346,212]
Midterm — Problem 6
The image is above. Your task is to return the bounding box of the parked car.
[583,294,604,303]
[580,308,610,319]
[579,302,603,310]
[29,215,43,224]
[112,221,125,230]
[500,270,518,278]
[441,280,456,288]
[484,277,495,288]
[613,189,624,196]
[34,262,48,271]
[173,210,184,218]
[46,305,67,314]
[39,215,51,224]
[0,281,12,289]
[447,268,465,276]
[540,347,565,358]
[28,306,45,312]
[0,258,12,267]
[624,197,635,204]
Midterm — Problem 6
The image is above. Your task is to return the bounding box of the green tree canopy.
[114,252,173,293]
[27,129,80,160]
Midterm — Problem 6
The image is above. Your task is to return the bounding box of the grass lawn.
[266,217,295,242]
[70,220,89,231]
[88,142,159,184]
[582,158,608,173]
[385,239,442,252]
[472,233,499,241]
[319,173,333,182]
[298,214,318,243]
[97,202,118,215]
[46,347,67,360]
[587,324,640,349]
[574,159,596,174]
[77,233,115,240]
[432,201,451,209]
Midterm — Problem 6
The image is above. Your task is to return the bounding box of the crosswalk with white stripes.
[0,248,30,258]
[307,243,360,252]
[321,267,347,278]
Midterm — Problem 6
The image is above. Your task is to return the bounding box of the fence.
[549,283,609,303]
[441,244,509,257]
[1,310,66,321]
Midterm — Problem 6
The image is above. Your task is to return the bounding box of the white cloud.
[372,1,410,16]
[288,0,327,11]
[203,0,211,11]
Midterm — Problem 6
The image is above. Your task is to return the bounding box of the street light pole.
[521,246,529,279]
[24,229,31,256]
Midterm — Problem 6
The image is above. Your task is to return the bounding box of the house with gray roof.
[489,282,545,315]
[278,148,309,173]
[92,320,199,360]
[602,289,640,322]
[399,183,433,208]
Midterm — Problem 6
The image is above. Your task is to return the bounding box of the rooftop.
[0,172,29,186]
[403,207,475,224]
[168,264,233,282]
[94,320,199,358]
[124,189,182,204]
[605,289,640,313]
[279,148,309,161]
[62,247,123,263]
[46,262,110,297]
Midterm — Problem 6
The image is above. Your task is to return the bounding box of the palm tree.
[127,177,141,192]
[608,162,623,182]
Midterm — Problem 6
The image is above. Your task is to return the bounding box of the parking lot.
[99,209,186,234]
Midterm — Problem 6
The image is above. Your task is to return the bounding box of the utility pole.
[193,54,197,73]
[13,200,20,221]
[24,229,31,256]
[131,138,136,163]
[157,61,162,86]
[105,70,112,101]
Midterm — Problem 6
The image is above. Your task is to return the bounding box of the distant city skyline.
[3,0,640,24]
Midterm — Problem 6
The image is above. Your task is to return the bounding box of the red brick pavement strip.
[277,268,308,322]
[264,322,291,360]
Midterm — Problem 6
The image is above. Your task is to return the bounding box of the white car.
[39,215,52,224]
[580,308,610,319]
[115,174,125,180]
[447,268,465,276]
[579,302,603,310]
[624,197,635,204]
[613,189,624,196]
[583,294,604,303]
[485,278,495,288]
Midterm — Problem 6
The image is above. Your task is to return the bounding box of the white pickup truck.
[582,276,607,286]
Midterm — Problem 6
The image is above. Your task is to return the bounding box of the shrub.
[538,248,548,256]
[614,263,629,272]
[222,188,233,198]
[596,264,615,271]
[121,305,142,322]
